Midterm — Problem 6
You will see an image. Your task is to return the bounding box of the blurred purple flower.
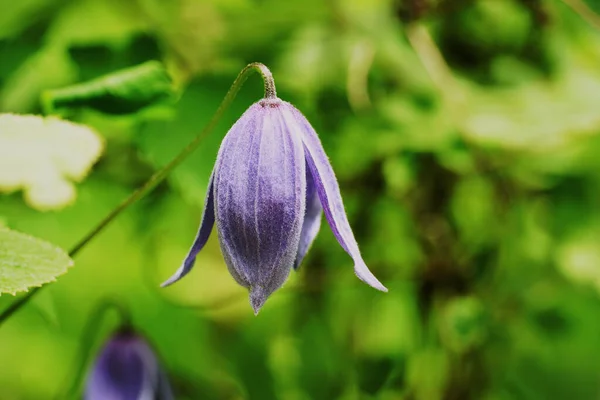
[84,330,173,400]
[162,97,387,314]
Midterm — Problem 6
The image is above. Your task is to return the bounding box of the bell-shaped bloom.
[84,330,174,400]
[162,97,387,314]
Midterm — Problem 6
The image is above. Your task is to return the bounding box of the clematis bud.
[84,330,174,400]
[162,96,387,314]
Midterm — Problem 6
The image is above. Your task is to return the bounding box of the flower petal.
[293,165,322,269]
[214,100,306,313]
[161,172,215,287]
[282,103,387,292]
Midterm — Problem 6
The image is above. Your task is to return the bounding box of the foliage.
[42,60,176,115]
[0,228,73,294]
[0,0,600,399]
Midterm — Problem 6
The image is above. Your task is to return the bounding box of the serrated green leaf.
[0,113,104,210]
[0,228,73,295]
[42,61,175,115]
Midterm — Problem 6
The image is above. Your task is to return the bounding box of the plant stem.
[0,62,277,327]
[255,63,277,99]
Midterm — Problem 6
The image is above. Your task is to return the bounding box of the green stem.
[0,62,277,327]
[256,63,277,99]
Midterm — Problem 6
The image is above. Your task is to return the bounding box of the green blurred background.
[2,0,600,398]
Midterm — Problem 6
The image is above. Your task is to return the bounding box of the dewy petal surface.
[293,165,323,269]
[281,102,387,292]
[161,172,215,287]
[214,100,306,313]
[84,332,173,400]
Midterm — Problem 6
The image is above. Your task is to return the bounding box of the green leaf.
[0,113,104,211]
[0,228,73,295]
[42,61,176,115]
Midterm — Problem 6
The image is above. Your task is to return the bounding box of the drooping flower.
[162,96,387,314]
[84,330,174,400]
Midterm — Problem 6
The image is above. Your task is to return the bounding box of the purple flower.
[84,330,174,400]
[162,97,387,314]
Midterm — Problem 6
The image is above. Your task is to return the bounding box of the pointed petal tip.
[354,261,388,293]
[249,286,268,315]
[160,273,181,288]
[360,276,388,293]
[159,279,174,288]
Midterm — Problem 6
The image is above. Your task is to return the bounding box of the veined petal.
[293,165,322,269]
[281,103,387,292]
[161,172,215,287]
[214,100,306,313]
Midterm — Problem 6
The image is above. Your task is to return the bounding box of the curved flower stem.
[0,62,277,327]
[254,63,277,99]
